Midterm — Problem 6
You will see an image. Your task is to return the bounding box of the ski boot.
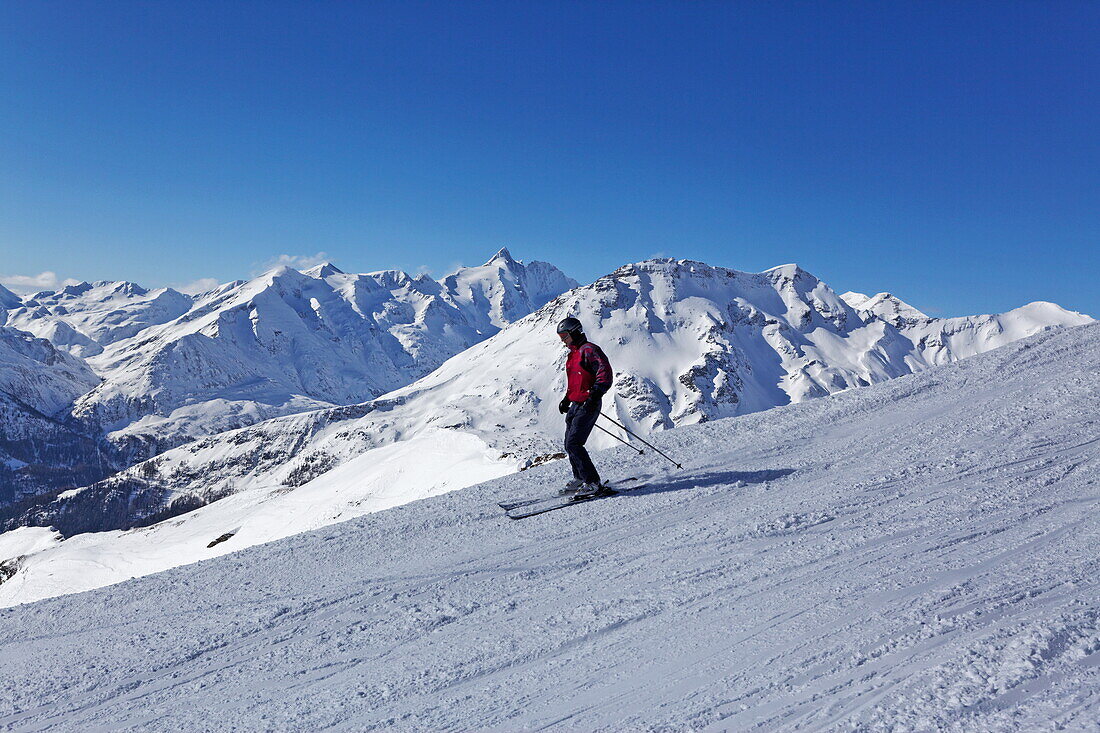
[571,482,605,499]
[558,478,585,495]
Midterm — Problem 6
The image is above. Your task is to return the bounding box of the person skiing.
[555,317,613,497]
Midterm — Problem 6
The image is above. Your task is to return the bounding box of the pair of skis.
[498,477,645,519]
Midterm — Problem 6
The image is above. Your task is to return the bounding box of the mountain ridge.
[0,252,578,507]
[7,256,1091,539]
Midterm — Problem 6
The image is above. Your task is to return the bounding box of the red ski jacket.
[566,340,613,402]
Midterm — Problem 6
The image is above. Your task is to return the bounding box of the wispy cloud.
[173,277,222,295]
[253,252,330,275]
[0,271,83,295]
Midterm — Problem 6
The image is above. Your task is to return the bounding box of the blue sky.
[1,1,1096,316]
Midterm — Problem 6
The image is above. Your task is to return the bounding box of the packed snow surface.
[1,323,1097,730]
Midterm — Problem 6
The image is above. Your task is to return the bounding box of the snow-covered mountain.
[2,280,193,358]
[0,327,100,417]
[842,290,1088,366]
[1,322,1096,730]
[60,249,575,455]
[0,328,115,506]
[9,258,1091,543]
[437,246,578,331]
[0,250,574,507]
[841,290,931,326]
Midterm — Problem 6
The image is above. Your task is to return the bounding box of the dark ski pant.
[564,398,601,484]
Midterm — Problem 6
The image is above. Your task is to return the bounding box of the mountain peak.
[485,247,518,267]
[59,282,94,297]
[366,269,415,289]
[840,291,872,310]
[103,281,150,297]
[302,262,345,278]
[855,292,930,325]
[763,263,813,280]
[0,283,21,309]
[263,264,309,281]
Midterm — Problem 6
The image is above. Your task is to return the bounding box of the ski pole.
[598,413,683,469]
[594,423,644,455]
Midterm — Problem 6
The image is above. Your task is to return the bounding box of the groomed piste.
[1,323,1097,730]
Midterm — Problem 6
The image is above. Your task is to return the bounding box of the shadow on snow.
[623,468,796,498]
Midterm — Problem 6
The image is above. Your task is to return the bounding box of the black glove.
[558,396,570,414]
[584,392,602,411]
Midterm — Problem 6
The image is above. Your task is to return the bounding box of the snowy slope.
[897,300,1090,366]
[0,322,1097,730]
[0,428,515,603]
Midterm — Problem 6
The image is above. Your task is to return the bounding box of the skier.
[555,317,613,497]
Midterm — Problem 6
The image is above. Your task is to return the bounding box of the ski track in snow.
[1,324,1099,731]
